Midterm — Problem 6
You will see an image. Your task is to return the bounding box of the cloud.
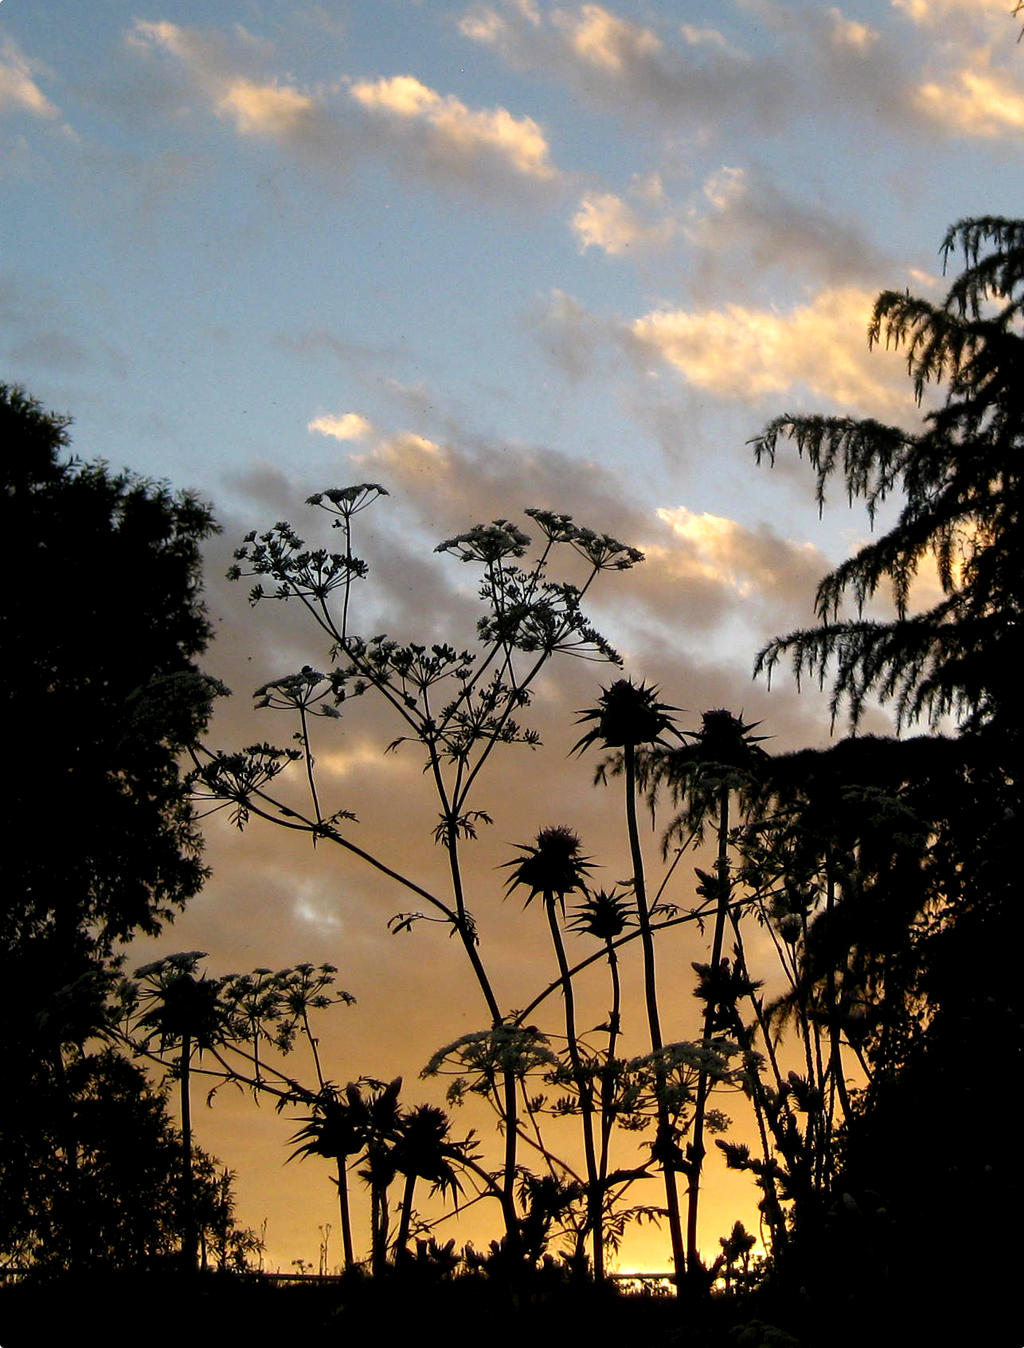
[889,0,1024,138]
[630,286,911,416]
[824,6,879,53]
[892,0,1015,24]
[128,18,343,156]
[913,65,1024,137]
[308,412,374,441]
[0,36,60,121]
[654,506,825,608]
[571,191,676,255]
[349,74,558,183]
[685,165,889,289]
[216,77,319,139]
[129,18,560,195]
[358,430,450,476]
[458,1,787,132]
[526,288,618,382]
[560,3,662,72]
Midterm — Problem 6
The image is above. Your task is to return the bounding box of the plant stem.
[545,892,602,1280]
[624,743,686,1289]
[686,783,730,1278]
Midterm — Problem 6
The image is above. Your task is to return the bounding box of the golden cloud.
[350,74,557,181]
[0,35,60,120]
[216,77,317,139]
[654,506,821,601]
[826,7,879,52]
[914,65,1024,136]
[355,430,450,473]
[893,0,1012,21]
[630,286,910,415]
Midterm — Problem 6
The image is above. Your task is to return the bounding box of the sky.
[4,0,1024,1274]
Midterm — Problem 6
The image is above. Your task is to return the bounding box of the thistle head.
[569,887,634,941]
[573,678,679,754]
[503,826,593,906]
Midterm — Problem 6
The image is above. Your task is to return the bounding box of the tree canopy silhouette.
[752,217,1024,743]
[0,384,221,1271]
[751,221,1023,1345]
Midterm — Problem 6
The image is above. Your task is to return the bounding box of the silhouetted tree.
[0,384,219,1270]
[753,217,1024,746]
[752,220,1024,1342]
[0,1048,256,1273]
[1,384,219,957]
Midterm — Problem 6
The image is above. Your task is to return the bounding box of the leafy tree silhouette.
[752,217,1024,744]
[0,384,219,1272]
[0,1048,256,1273]
[750,218,1024,1342]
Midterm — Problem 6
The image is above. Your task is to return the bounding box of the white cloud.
[308,412,374,441]
[631,286,910,415]
[680,24,735,52]
[129,18,557,194]
[458,7,511,44]
[350,74,558,181]
[571,191,675,255]
[0,35,60,120]
[128,19,335,152]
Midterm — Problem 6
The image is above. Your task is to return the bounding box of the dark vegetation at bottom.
[0,1260,1015,1348]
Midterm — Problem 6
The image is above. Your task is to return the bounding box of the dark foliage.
[1,383,220,957]
[0,384,221,1271]
[0,1049,254,1273]
[752,221,1024,1345]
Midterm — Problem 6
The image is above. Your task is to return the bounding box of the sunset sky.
[4,0,1024,1273]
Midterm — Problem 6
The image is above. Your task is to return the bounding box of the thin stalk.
[301,1008,355,1271]
[598,937,621,1203]
[180,1030,198,1271]
[545,891,602,1279]
[624,743,686,1289]
[395,1171,417,1262]
[298,703,324,831]
[686,784,731,1279]
[726,914,787,1255]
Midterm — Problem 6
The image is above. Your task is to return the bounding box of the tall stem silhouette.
[686,783,730,1277]
[624,743,686,1287]
[544,889,602,1279]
